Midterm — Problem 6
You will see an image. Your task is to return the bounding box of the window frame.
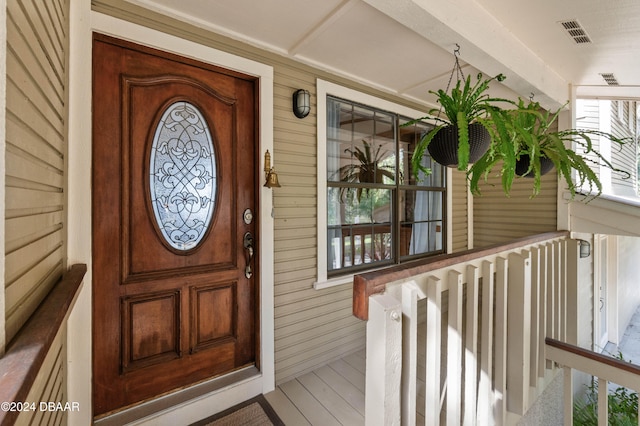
[315,79,453,289]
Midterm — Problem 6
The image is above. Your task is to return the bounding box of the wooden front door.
[92,34,258,416]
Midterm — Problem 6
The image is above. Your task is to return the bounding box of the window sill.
[592,192,640,207]
[314,265,392,290]
[314,275,354,290]
[567,190,640,236]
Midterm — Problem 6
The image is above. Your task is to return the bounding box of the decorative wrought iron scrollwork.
[149,101,217,251]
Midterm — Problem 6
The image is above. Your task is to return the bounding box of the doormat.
[190,395,285,426]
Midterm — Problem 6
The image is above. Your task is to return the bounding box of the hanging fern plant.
[409,71,513,175]
[468,98,631,199]
[405,45,631,200]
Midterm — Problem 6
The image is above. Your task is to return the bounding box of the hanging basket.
[515,154,555,177]
[428,123,491,167]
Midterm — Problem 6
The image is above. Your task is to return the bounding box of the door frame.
[594,234,618,351]
[67,8,275,425]
[594,234,609,350]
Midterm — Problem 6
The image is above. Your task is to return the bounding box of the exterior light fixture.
[579,240,591,258]
[263,150,281,188]
[292,89,310,118]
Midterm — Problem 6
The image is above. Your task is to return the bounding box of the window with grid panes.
[326,96,446,276]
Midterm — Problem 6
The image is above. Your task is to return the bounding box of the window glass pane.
[327,187,392,225]
[328,224,393,272]
[327,187,392,272]
[399,117,444,187]
[327,187,342,227]
[327,98,346,179]
[328,97,397,184]
[399,189,444,256]
[373,112,396,184]
[339,139,396,186]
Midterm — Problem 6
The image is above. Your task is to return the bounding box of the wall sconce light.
[263,150,281,188]
[579,240,591,258]
[292,89,310,118]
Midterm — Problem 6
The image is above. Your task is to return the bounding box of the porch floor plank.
[264,388,311,426]
[298,372,365,425]
[327,359,365,392]
[314,365,365,415]
[266,351,366,425]
[342,351,366,375]
[279,379,341,426]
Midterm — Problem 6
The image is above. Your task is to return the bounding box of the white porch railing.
[354,231,577,425]
[546,338,640,425]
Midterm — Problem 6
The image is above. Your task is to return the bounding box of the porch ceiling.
[128,0,640,110]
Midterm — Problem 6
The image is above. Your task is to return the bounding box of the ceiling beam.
[362,0,569,110]
[576,85,640,100]
[288,0,359,55]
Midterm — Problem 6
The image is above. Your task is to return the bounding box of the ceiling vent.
[558,20,592,44]
[600,73,619,86]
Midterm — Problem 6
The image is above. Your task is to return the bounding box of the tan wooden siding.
[473,170,558,247]
[16,327,67,426]
[272,68,368,384]
[5,0,67,343]
[451,169,469,252]
[474,105,559,247]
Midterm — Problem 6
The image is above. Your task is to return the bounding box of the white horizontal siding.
[610,101,637,196]
[576,99,602,182]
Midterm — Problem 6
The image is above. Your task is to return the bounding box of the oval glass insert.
[149,101,217,251]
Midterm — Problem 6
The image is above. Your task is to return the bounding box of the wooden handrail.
[0,264,86,426]
[353,231,569,320]
[546,337,640,423]
[546,337,640,377]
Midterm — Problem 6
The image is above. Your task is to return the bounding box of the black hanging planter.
[515,154,555,177]
[428,123,491,167]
